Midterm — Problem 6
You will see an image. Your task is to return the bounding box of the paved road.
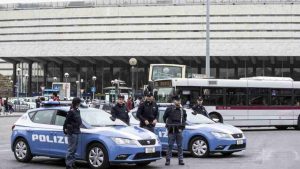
[1,117,300,169]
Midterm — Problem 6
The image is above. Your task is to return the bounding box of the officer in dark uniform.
[63,97,82,169]
[111,95,130,125]
[163,96,187,166]
[136,93,158,132]
[192,96,209,117]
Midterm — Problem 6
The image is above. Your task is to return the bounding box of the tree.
[0,74,13,97]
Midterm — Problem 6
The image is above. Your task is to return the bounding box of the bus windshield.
[152,65,183,81]
[156,87,173,103]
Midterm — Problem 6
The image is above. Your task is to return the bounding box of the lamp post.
[92,76,97,100]
[16,67,21,101]
[129,58,137,99]
[10,80,13,97]
[64,73,69,99]
[25,74,29,97]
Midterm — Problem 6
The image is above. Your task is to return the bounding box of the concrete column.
[144,65,148,84]
[216,66,220,78]
[234,65,238,79]
[12,63,17,97]
[198,66,201,74]
[28,62,32,97]
[43,64,48,88]
[76,65,81,98]
[60,64,64,82]
[110,65,113,79]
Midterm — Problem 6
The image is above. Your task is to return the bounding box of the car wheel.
[209,112,223,123]
[221,152,233,157]
[136,161,152,166]
[13,138,33,162]
[87,143,109,169]
[189,137,209,158]
[275,126,288,130]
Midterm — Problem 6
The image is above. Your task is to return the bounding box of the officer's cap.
[197,96,204,101]
[172,95,181,101]
[146,93,153,97]
[72,97,81,105]
[118,95,125,99]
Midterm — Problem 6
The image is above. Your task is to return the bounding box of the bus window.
[202,88,224,106]
[294,90,300,106]
[270,89,292,105]
[226,88,247,106]
[248,88,269,106]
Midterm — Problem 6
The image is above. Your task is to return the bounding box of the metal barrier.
[0,0,298,11]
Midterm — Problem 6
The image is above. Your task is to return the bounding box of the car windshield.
[186,111,215,124]
[80,108,127,127]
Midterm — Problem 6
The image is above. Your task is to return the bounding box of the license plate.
[236,139,243,145]
[145,147,155,154]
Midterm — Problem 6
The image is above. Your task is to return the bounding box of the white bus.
[153,77,300,129]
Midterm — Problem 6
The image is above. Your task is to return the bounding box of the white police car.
[11,101,162,169]
[130,106,246,158]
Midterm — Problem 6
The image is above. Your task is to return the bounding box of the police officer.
[192,96,209,117]
[63,97,82,169]
[111,95,130,125]
[163,96,187,166]
[136,93,158,132]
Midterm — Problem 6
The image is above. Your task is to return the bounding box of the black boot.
[179,160,185,165]
[165,159,170,166]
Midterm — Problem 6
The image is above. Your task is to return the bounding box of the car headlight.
[111,137,137,145]
[211,131,233,139]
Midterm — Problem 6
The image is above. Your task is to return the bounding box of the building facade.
[0,0,299,97]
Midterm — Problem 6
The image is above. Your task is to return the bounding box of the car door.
[29,109,56,155]
[155,109,169,149]
[49,110,82,158]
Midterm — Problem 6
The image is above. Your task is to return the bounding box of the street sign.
[91,87,96,93]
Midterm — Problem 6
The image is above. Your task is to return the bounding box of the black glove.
[110,116,116,121]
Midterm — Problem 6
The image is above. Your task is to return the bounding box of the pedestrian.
[3,98,9,116]
[63,97,82,169]
[163,96,187,166]
[192,96,209,117]
[36,97,41,108]
[134,96,142,108]
[136,93,158,132]
[0,97,3,115]
[110,95,130,125]
[53,92,60,101]
[126,97,133,110]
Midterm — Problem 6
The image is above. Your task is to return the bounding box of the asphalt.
[0,117,300,169]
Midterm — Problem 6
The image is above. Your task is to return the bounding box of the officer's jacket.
[192,104,209,117]
[163,106,187,131]
[111,103,129,125]
[136,101,158,126]
[63,107,82,134]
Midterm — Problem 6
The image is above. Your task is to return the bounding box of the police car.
[11,101,162,169]
[130,105,246,158]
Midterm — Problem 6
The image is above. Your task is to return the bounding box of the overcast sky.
[0,0,89,4]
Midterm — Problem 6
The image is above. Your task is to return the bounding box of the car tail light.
[12,124,15,130]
